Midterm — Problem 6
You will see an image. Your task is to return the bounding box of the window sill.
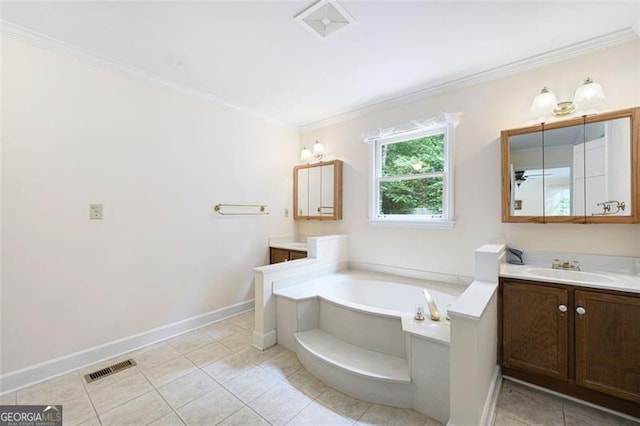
[367,219,455,229]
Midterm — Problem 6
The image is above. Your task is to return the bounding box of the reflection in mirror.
[507,115,632,219]
[297,168,309,216]
[293,159,343,220]
[508,131,543,216]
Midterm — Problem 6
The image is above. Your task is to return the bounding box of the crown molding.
[300,27,639,132]
[0,20,297,130]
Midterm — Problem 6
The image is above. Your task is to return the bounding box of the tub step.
[295,329,410,383]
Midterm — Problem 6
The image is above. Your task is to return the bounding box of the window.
[366,115,457,228]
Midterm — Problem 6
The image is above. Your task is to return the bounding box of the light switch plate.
[89,203,103,220]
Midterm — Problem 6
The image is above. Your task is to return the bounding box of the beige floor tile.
[148,412,186,425]
[248,381,313,425]
[99,390,171,426]
[317,388,371,421]
[143,355,197,388]
[238,344,284,364]
[201,322,244,341]
[17,372,86,404]
[284,368,329,398]
[496,380,563,426]
[129,341,181,370]
[0,391,17,405]
[167,330,215,354]
[176,385,244,425]
[258,349,302,379]
[184,341,233,367]
[493,408,530,426]
[201,353,256,384]
[221,366,281,403]
[77,416,101,426]
[157,369,218,409]
[227,311,255,330]
[424,416,445,426]
[288,400,354,426]
[218,330,253,352]
[59,393,98,426]
[87,371,153,414]
[356,404,427,426]
[218,406,270,426]
[563,400,638,426]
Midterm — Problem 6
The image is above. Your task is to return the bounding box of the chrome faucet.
[552,259,581,271]
[422,289,441,321]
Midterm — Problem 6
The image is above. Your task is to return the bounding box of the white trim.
[0,299,254,394]
[480,368,502,426]
[252,329,277,350]
[367,119,456,226]
[301,27,638,131]
[367,219,455,229]
[0,20,295,130]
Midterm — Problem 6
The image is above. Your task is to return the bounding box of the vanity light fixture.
[300,140,326,163]
[530,77,606,118]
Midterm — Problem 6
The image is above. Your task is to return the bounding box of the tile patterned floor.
[1,311,637,425]
[494,380,638,426]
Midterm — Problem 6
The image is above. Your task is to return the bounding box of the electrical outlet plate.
[284,208,289,218]
[89,203,103,220]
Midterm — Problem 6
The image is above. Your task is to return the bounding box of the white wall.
[299,41,640,278]
[1,37,298,374]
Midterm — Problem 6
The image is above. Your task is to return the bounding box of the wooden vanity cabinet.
[499,278,640,417]
[574,290,640,404]
[269,247,307,264]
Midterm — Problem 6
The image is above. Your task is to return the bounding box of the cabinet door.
[308,166,322,216]
[296,168,309,217]
[270,248,289,264]
[319,163,335,216]
[502,281,569,380]
[289,250,307,260]
[575,290,640,403]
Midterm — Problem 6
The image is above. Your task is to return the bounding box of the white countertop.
[270,242,308,252]
[500,263,640,294]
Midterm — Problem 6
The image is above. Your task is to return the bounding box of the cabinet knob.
[558,304,568,313]
[576,306,586,316]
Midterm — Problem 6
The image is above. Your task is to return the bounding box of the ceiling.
[2,1,639,128]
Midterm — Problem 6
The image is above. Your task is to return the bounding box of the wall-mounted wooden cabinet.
[501,107,639,223]
[269,247,307,264]
[499,278,640,417]
[294,159,343,220]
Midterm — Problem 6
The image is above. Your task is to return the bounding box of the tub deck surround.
[295,329,411,383]
[253,234,349,351]
[274,269,460,423]
[274,270,462,344]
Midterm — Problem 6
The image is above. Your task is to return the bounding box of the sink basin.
[524,268,617,284]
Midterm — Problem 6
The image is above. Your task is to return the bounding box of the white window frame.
[366,118,456,229]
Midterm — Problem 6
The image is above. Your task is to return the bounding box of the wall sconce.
[300,140,325,163]
[530,77,606,118]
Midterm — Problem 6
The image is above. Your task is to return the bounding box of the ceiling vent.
[295,0,356,40]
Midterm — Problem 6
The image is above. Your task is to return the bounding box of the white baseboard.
[480,367,502,426]
[0,299,254,394]
[252,330,277,350]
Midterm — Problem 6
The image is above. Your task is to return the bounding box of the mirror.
[294,159,343,220]
[501,107,639,223]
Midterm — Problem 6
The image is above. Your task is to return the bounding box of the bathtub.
[273,269,465,422]
[274,270,463,344]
